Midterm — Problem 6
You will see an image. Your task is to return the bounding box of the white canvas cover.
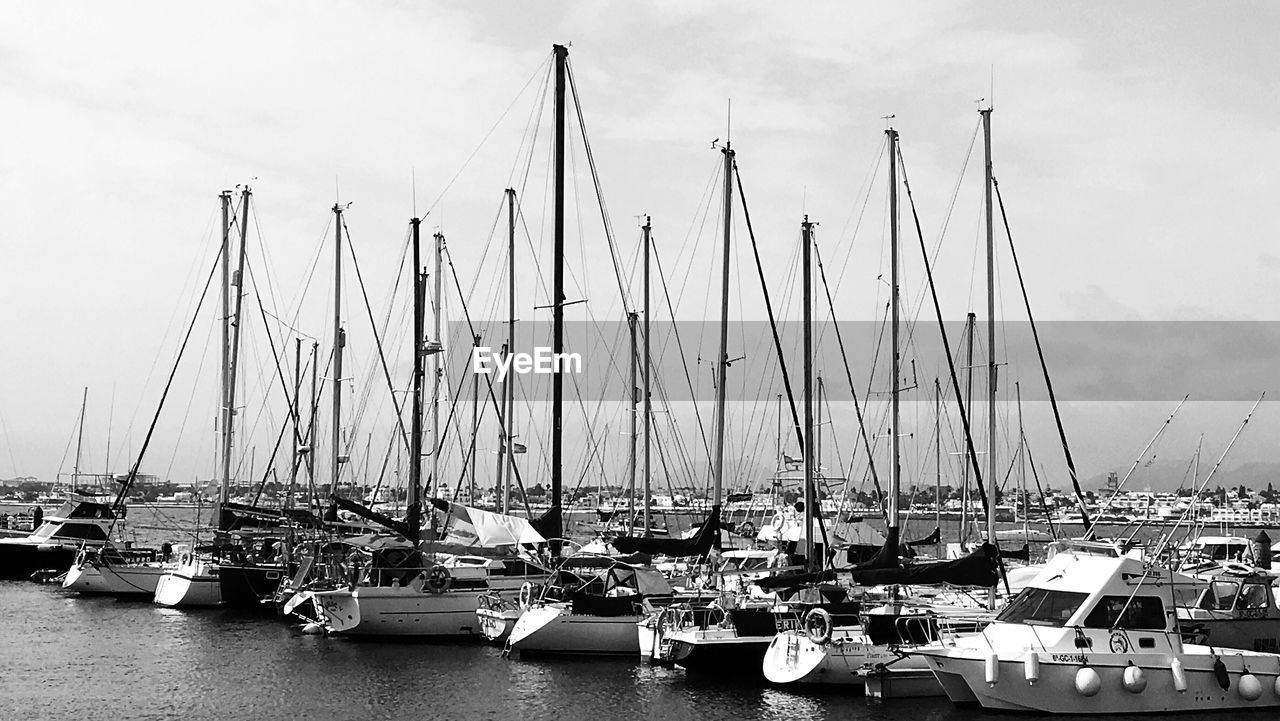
[436,501,546,547]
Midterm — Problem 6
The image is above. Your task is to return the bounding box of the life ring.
[1224,561,1255,576]
[805,607,833,645]
[518,581,535,609]
[424,565,451,594]
[1109,631,1130,653]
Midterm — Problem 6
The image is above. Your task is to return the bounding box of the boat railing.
[934,613,996,645]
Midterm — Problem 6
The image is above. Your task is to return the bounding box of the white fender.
[1273,673,1280,697]
[1075,666,1101,697]
[301,622,324,635]
[986,653,1000,686]
[1171,658,1188,692]
[1122,664,1147,693]
[1239,673,1263,701]
[1024,652,1040,685]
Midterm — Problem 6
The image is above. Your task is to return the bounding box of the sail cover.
[429,498,546,547]
[846,542,999,587]
[611,505,720,557]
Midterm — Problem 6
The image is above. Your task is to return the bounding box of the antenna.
[990,65,995,110]
[412,168,418,217]
[726,98,732,145]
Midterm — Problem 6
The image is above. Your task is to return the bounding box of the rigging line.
[113,242,224,513]
[341,218,411,454]
[897,144,999,553]
[1023,440,1058,539]
[565,58,632,314]
[733,159,803,455]
[651,240,713,467]
[832,140,886,293]
[423,54,551,220]
[249,396,293,507]
[992,177,1093,533]
[814,240,884,513]
[245,261,300,446]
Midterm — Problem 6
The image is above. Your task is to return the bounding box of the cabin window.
[1083,595,1166,630]
[1239,583,1269,610]
[1201,581,1239,611]
[996,588,1089,626]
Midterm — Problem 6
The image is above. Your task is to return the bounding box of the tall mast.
[887,128,901,545]
[642,216,652,533]
[982,106,997,610]
[627,310,638,526]
[218,190,231,505]
[409,218,424,543]
[222,187,251,515]
[1017,381,1027,540]
[551,43,568,553]
[288,337,301,510]
[961,312,975,544]
[470,332,481,504]
[713,141,734,514]
[802,215,816,570]
[431,231,444,502]
[308,342,318,511]
[331,202,345,500]
[73,387,87,492]
[503,188,517,514]
[935,377,943,560]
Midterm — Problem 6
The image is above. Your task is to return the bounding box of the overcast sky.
[2,1,1278,494]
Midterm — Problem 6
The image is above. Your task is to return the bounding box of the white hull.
[97,562,166,596]
[921,648,1280,713]
[762,629,898,686]
[303,586,492,637]
[154,560,222,607]
[61,562,112,594]
[509,604,642,656]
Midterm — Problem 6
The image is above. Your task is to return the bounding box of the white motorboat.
[0,493,116,580]
[915,550,1280,713]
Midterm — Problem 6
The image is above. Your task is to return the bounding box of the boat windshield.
[996,588,1089,626]
[1083,595,1166,630]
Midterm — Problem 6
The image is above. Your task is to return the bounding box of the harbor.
[6,3,1280,720]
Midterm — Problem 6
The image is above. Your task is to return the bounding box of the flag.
[511,442,527,454]
[783,454,803,471]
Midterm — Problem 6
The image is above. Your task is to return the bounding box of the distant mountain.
[1082,460,1280,493]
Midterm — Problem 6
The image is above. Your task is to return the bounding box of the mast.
[288,337,301,510]
[627,310,638,527]
[409,217,424,543]
[551,43,567,553]
[982,106,997,610]
[218,190,231,507]
[73,386,87,493]
[935,377,943,560]
[470,332,481,505]
[887,128,901,549]
[503,188,517,515]
[431,231,444,502]
[308,342,318,511]
[222,187,250,517]
[713,141,734,514]
[642,216,652,533]
[1017,382,1028,540]
[331,202,345,501]
[961,312,975,544]
[802,215,816,570]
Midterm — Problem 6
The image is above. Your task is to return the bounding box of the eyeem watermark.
[472,346,583,382]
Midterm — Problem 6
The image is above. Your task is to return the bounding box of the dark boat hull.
[218,563,288,609]
[671,636,773,675]
[0,542,76,581]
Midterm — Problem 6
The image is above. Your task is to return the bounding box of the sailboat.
[154,187,254,608]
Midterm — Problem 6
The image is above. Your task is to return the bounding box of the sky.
[2,1,1279,496]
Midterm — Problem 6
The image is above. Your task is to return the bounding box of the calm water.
[6,504,1276,719]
